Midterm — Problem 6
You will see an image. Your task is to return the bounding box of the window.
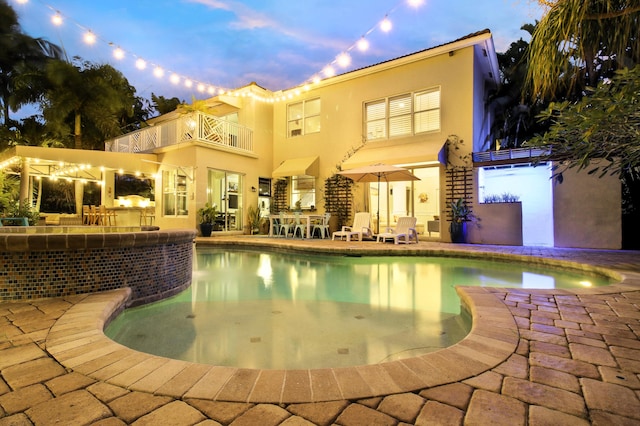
[163,169,188,216]
[365,87,440,140]
[291,176,316,209]
[414,88,440,133]
[288,98,320,137]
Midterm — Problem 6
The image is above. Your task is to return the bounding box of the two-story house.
[1,29,621,248]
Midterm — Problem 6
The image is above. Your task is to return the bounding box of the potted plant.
[449,198,472,243]
[247,204,262,235]
[197,203,217,237]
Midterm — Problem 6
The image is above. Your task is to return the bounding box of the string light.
[336,52,351,68]
[357,37,369,52]
[83,30,96,45]
[51,11,62,26]
[380,17,393,32]
[112,46,125,60]
[16,0,425,102]
[135,58,147,70]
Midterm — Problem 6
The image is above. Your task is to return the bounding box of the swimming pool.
[105,248,611,369]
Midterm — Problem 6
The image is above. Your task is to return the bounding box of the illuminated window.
[291,176,316,209]
[365,87,440,140]
[288,98,320,137]
[163,169,188,216]
[414,88,441,133]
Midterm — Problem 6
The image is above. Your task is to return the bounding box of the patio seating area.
[1,238,639,425]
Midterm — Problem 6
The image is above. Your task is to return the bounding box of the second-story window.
[288,98,320,137]
[365,87,440,140]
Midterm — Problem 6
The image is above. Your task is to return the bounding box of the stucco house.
[0,29,621,249]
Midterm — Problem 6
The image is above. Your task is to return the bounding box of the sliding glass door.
[207,169,243,231]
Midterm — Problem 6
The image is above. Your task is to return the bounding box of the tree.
[488,23,552,150]
[527,0,640,100]
[0,0,63,127]
[528,66,640,177]
[151,93,182,115]
[42,58,139,150]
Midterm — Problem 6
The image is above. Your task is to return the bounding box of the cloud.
[184,0,345,50]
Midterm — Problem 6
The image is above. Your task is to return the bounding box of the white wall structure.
[478,164,554,247]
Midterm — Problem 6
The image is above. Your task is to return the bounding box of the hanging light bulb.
[83,31,96,45]
[312,75,321,84]
[51,12,63,26]
[357,37,369,52]
[337,52,351,68]
[15,0,28,4]
[112,47,125,60]
[184,79,193,88]
[197,83,205,92]
[323,65,335,78]
[408,0,424,7]
[380,17,392,32]
[153,67,164,78]
[170,73,180,84]
[135,58,147,70]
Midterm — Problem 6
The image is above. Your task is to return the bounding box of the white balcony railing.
[105,112,253,154]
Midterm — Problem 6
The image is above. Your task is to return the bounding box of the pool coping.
[44,239,639,404]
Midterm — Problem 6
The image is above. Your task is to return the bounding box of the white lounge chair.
[332,212,373,241]
[376,216,419,244]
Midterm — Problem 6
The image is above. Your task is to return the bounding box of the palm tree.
[42,58,137,150]
[527,0,640,100]
[0,0,63,127]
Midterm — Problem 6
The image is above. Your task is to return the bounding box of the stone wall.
[0,229,195,305]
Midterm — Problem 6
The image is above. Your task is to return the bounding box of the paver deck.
[1,237,639,425]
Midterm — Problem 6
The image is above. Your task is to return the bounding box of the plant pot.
[449,221,467,243]
[200,223,214,237]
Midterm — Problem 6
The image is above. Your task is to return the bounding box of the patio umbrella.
[338,163,420,234]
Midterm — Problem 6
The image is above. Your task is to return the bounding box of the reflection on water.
[106,249,610,369]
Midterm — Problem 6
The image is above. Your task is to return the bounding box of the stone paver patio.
[1,237,639,425]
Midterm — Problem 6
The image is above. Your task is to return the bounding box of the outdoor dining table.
[268,213,323,238]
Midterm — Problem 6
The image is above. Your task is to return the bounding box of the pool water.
[106,248,611,369]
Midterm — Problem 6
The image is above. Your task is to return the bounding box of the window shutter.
[414,89,440,133]
[366,100,387,139]
[389,95,411,137]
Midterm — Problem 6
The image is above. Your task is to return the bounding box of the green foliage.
[324,174,353,229]
[450,198,473,223]
[527,0,640,100]
[151,93,182,115]
[483,193,521,203]
[527,66,640,177]
[197,203,217,224]
[0,0,63,128]
[4,199,40,225]
[42,58,140,149]
[0,171,17,213]
[247,204,262,233]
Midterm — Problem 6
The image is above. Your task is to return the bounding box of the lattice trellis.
[445,167,474,220]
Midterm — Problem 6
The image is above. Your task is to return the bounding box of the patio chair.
[278,212,293,238]
[376,216,419,244]
[292,212,306,238]
[332,212,373,242]
[313,212,331,239]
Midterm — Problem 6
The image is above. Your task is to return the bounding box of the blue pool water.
[106,248,611,369]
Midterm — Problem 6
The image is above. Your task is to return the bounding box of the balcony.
[472,147,550,166]
[105,111,254,155]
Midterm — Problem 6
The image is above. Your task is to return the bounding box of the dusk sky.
[12,0,545,103]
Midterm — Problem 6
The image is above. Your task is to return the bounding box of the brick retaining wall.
[0,229,195,305]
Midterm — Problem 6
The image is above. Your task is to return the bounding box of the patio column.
[19,157,29,209]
